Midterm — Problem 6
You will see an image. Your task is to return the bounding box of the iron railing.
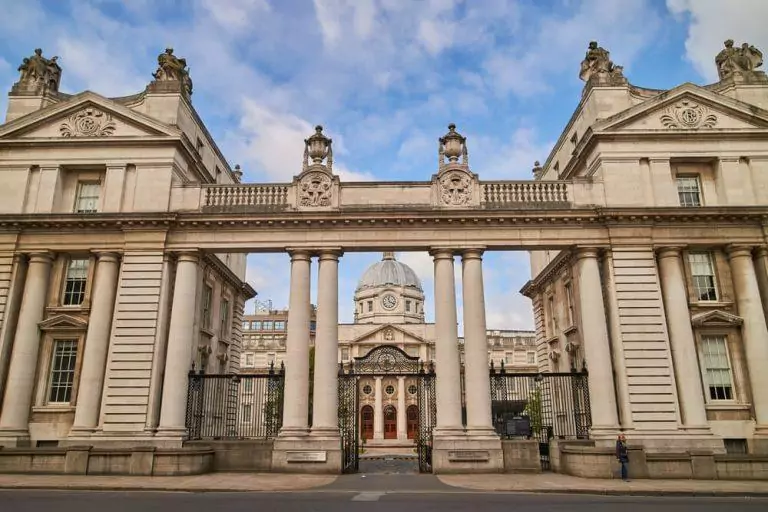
[185,363,285,440]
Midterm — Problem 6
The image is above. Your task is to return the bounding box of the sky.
[1,0,767,331]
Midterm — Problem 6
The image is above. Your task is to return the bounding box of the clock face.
[381,294,398,310]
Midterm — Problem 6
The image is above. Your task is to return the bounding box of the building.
[522,40,768,455]
[239,252,537,443]
[0,48,253,449]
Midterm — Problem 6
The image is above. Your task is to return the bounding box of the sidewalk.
[438,473,768,497]
[0,473,337,493]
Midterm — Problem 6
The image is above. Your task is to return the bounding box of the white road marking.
[351,492,385,501]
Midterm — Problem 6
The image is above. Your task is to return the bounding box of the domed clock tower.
[354,252,425,324]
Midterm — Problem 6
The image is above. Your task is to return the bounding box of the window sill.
[32,405,75,413]
[689,301,733,308]
[47,305,90,313]
[705,403,750,411]
[563,325,578,335]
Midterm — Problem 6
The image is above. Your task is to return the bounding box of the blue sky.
[1,0,766,330]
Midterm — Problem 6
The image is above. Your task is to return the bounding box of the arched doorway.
[406,405,419,440]
[361,405,374,440]
[384,405,397,439]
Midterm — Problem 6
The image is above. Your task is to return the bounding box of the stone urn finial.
[438,123,468,172]
[303,125,333,172]
[532,160,543,179]
[233,164,243,182]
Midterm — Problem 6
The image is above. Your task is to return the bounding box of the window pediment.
[691,310,743,327]
[39,314,88,332]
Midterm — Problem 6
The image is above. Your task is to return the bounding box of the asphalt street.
[1,488,767,512]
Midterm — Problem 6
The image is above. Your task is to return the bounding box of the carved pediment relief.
[39,314,88,331]
[431,168,479,208]
[294,168,339,210]
[691,309,743,327]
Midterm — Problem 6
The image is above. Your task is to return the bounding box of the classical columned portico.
[575,248,619,437]
[279,250,313,437]
[727,246,768,446]
[657,247,710,431]
[311,250,341,437]
[157,252,200,437]
[0,252,53,445]
[69,252,121,435]
[461,249,495,436]
[430,249,463,434]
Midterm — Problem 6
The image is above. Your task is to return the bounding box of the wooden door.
[361,405,374,440]
[406,405,419,440]
[384,405,397,439]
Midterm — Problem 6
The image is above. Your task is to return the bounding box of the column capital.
[574,247,602,260]
[756,246,768,259]
[174,251,200,264]
[27,252,54,264]
[657,246,686,260]
[648,157,670,164]
[461,248,485,260]
[429,247,455,259]
[374,375,383,381]
[91,251,120,263]
[316,248,343,260]
[726,245,755,260]
[286,249,312,261]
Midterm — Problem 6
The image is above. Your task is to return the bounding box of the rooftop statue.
[715,39,763,80]
[151,48,193,96]
[579,41,624,83]
[14,48,61,93]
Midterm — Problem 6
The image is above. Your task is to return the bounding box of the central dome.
[356,252,423,292]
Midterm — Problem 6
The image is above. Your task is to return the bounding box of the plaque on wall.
[286,451,327,463]
[448,450,490,462]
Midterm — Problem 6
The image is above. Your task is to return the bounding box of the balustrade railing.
[482,181,570,208]
[202,184,289,210]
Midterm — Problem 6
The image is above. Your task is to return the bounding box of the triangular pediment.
[0,91,180,140]
[39,313,89,331]
[347,324,429,345]
[691,309,744,327]
[594,83,768,132]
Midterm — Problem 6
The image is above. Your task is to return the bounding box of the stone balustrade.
[482,181,570,208]
[202,184,290,211]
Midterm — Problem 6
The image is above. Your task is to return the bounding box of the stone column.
[461,249,495,436]
[657,248,709,429]
[0,255,28,415]
[753,247,768,328]
[279,250,312,437]
[397,376,407,440]
[374,377,384,440]
[575,248,619,435]
[0,253,53,443]
[312,249,341,437]
[727,246,768,434]
[430,249,464,433]
[145,254,174,432]
[157,252,199,436]
[69,252,120,435]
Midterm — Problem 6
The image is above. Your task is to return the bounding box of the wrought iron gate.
[337,345,436,473]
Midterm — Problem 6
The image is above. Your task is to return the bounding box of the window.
[74,182,100,213]
[310,321,317,331]
[242,404,252,423]
[385,385,395,395]
[341,348,350,361]
[267,353,275,365]
[219,299,230,337]
[547,296,556,336]
[504,352,513,364]
[242,320,250,330]
[724,439,747,455]
[362,384,373,395]
[201,285,213,330]
[700,335,734,401]
[367,301,373,312]
[274,321,286,331]
[48,340,78,403]
[405,300,411,312]
[689,252,718,301]
[527,352,536,365]
[676,175,702,207]
[408,385,418,395]
[564,283,574,326]
[244,353,254,367]
[262,321,273,330]
[252,321,262,330]
[63,258,89,306]
[243,378,253,393]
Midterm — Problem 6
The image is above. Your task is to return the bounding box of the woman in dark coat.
[616,433,629,481]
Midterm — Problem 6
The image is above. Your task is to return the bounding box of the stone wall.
[501,440,541,473]
[186,440,273,472]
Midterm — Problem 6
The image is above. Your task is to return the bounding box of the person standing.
[615,433,629,481]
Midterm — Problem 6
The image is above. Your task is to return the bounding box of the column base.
[0,428,31,448]
[271,435,342,474]
[431,431,503,474]
[310,427,340,439]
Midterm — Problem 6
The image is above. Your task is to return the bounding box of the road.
[1,488,766,512]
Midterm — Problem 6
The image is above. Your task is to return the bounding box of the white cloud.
[201,0,272,31]
[666,0,768,82]
[471,127,555,180]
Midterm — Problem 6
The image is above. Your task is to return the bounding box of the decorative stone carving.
[439,170,473,206]
[298,171,333,207]
[716,39,763,81]
[13,48,61,94]
[383,328,394,341]
[660,99,717,129]
[532,160,543,180]
[438,123,469,172]
[579,41,626,88]
[59,108,117,137]
[302,125,333,173]
[148,48,193,96]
